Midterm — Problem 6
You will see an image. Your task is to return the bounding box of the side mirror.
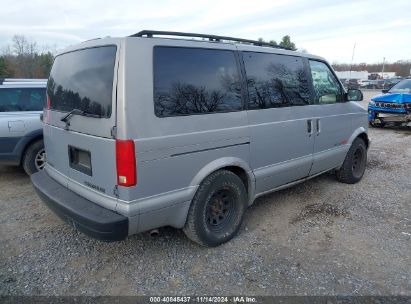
[382,89,389,93]
[346,89,363,102]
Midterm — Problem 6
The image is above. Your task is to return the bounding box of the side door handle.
[307,119,313,136]
[316,118,321,135]
[8,120,25,133]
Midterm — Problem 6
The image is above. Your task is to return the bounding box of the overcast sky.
[1,0,410,63]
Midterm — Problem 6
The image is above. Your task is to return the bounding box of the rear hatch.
[43,43,120,206]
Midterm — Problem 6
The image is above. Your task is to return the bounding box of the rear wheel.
[336,138,367,184]
[22,140,45,175]
[183,170,247,247]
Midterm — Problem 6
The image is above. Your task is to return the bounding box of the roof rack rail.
[0,78,47,85]
[130,30,291,50]
[1,78,47,83]
[82,37,101,43]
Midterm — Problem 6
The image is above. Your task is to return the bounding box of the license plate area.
[68,146,92,176]
[379,113,401,118]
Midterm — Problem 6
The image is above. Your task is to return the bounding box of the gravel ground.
[1,90,410,296]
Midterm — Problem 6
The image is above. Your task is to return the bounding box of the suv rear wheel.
[183,170,247,247]
[22,139,45,175]
[336,137,367,184]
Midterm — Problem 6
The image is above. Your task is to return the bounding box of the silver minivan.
[31,31,368,246]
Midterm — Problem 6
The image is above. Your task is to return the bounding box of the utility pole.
[349,42,356,79]
[381,57,385,79]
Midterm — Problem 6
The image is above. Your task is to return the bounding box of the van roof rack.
[130,30,291,50]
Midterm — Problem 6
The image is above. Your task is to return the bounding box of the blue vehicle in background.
[368,79,411,127]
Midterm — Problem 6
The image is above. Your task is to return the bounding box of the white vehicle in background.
[358,79,371,88]
[0,78,46,175]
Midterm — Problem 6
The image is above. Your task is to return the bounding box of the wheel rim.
[205,187,236,232]
[352,148,365,178]
[35,148,46,171]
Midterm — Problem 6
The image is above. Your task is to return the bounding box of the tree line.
[258,35,297,51]
[0,35,54,79]
[331,61,411,77]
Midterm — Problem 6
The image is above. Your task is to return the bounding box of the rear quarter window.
[153,47,243,117]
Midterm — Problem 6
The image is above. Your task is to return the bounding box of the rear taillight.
[46,94,51,109]
[116,139,137,187]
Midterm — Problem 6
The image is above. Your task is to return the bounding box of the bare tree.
[12,35,38,57]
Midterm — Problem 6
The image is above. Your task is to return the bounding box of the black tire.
[22,140,45,175]
[183,170,247,247]
[336,138,367,184]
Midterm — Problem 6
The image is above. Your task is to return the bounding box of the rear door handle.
[316,119,321,135]
[307,119,313,136]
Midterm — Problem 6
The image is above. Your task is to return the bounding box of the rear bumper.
[31,170,128,241]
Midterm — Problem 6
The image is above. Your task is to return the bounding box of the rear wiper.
[61,109,101,122]
[61,109,83,123]
[61,109,101,129]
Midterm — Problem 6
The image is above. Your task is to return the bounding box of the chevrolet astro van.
[31,31,368,246]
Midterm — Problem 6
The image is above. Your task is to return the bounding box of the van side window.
[243,52,311,109]
[153,47,242,117]
[309,60,342,104]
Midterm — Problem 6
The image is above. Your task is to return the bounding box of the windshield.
[47,46,117,118]
[388,79,411,94]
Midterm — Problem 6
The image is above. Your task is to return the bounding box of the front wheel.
[22,140,45,175]
[183,170,247,247]
[336,138,367,184]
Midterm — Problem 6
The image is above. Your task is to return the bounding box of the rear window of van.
[47,46,117,118]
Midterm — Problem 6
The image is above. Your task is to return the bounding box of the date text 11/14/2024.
[149,296,258,303]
